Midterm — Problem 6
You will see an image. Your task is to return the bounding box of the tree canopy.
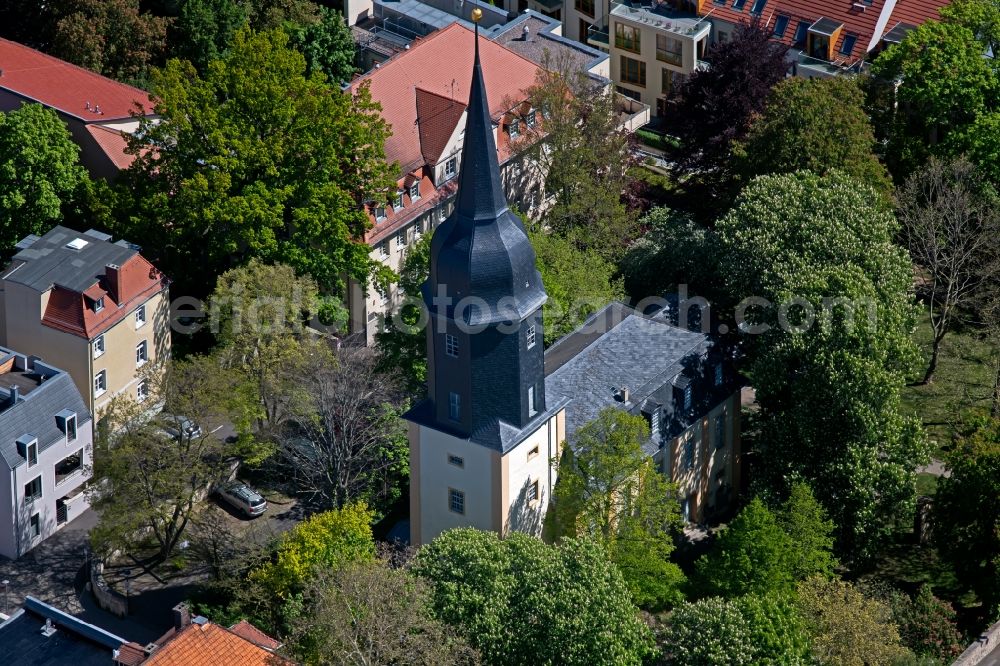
[116,27,394,299]
[554,408,686,610]
[716,170,927,560]
[411,529,654,666]
[0,104,89,255]
[734,76,891,194]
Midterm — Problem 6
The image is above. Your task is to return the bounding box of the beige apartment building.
[0,227,170,416]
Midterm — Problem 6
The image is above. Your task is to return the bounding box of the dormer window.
[375,205,387,221]
[509,118,521,138]
[394,192,404,210]
[409,182,420,201]
[56,410,77,442]
[526,109,536,128]
[93,296,105,313]
[840,33,858,56]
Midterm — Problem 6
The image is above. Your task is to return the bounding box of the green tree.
[288,561,480,665]
[717,170,927,560]
[658,594,810,665]
[869,20,997,181]
[528,227,624,345]
[521,53,639,261]
[619,207,721,302]
[118,27,395,299]
[695,498,795,598]
[884,584,965,662]
[778,482,838,582]
[734,76,891,194]
[173,0,248,73]
[246,0,319,29]
[89,356,251,562]
[794,577,909,666]
[941,0,1000,59]
[287,6,356,84]
[934,418,1000,617]
[375,231,433,395]
[249,503,376,600]
[0,104,89,254]
[51,0,170,85]
[554,408,686,610]
[412,529,654,666]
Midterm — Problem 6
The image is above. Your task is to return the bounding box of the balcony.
[794,52,846,78]
[55,451,84,486]
[614,93,651,133]
[587,24,610,49]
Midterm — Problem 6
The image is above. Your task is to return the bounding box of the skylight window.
[750,0,767,14]
[66,238,89,251]
[732,0,747,9]
[773,14,789,37]
[793,21,809,46]
[840,34,858,55]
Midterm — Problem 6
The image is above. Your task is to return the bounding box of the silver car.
[217,482,267,517]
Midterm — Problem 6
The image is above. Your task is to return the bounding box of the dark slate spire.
[419,18,549,445]
[425,20,546,327]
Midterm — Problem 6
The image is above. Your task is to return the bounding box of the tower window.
[448,454,464,468]
[683,384,693,411]
[449,392,461,421]
[449,488,465,514]
[445,334,459,358]
[526,325,536,349]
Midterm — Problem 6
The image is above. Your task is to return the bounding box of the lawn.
[900,311,996,460]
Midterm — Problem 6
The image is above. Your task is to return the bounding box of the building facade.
[0,227,170,416]
[0,349,93,559]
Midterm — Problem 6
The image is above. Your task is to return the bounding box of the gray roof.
[0,367,90,470]
[0,597,127,666]
[5,226,136,293]
[545,303,719,449]
[492,11,610,81]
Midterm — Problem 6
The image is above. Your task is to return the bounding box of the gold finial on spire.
[471,7,483,21]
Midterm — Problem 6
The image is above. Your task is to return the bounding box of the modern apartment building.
[0,227,170,416]
[0,348,92,559]
[0,38,155,180]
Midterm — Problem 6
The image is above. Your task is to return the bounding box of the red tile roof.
[115,642,148,666]
[349,23,542,174]
[0,37,154,121]
[704,0,948,64]
[415,87,467,165]
[227,621,282,651]
[142,621,290,666]
[85,124,139,170]
[41,254,167,339]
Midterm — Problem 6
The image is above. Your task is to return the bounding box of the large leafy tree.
[520,52,639,261]
[287,6,357,84]
[411,529,654,666]
[172,0,248,73]
[934,418,1000,618]
[941,0,1000,66]
[716,171,927,560]
[869,19,997,181]
[669,18,789,208]
[89,356,253,562]
[288,561,480,665]
[657,595,810,665]
[778,482,838,582]
[117,27,395,299]
[50,0,170,85]
[554,408,686,611]
[794,577,910,666]
[0,104,89,255]
[734,76,891,195]
[528,228,624,345]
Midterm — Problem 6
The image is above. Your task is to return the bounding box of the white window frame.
[409,182,420,201]
[29,512,40,538]
[24,476,42,504]
[94,370,107,396]
[135,304,147,328]
[93,296,105,313]
[527,479,539,503]
[137,379,150,402]
[393,191,404,210]
[397,229,407,248]
[378,242,389,259]
[528,385,537,416]
[136,340,148,367]
[445,333,459,358]
[445,157,457,179]
[93,334,105,359]
[526,325,536,349]
[27,441,37,468]
[375,205,387,221]
[509,117,521,138]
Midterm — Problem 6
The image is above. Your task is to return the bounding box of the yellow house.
[0,227,170,417]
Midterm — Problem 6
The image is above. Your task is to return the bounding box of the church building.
[406,12,743,546]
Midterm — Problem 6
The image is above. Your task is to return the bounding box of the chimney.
[615,386,629,403]
[105,263,123,304]
[522,24,530,41]
[172,603,191,631]
[9,384,19,405]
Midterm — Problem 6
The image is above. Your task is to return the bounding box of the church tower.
[406,14,567,546]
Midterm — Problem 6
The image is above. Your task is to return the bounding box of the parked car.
[160,415,202,441]
[217,482,267,517]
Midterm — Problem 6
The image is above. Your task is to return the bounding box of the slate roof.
[0,596,126,666]
[492,11,610,79]
[545,303,735,453]
[0,38,153,121]
[0,355,90,470]
[4,226,168,339]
